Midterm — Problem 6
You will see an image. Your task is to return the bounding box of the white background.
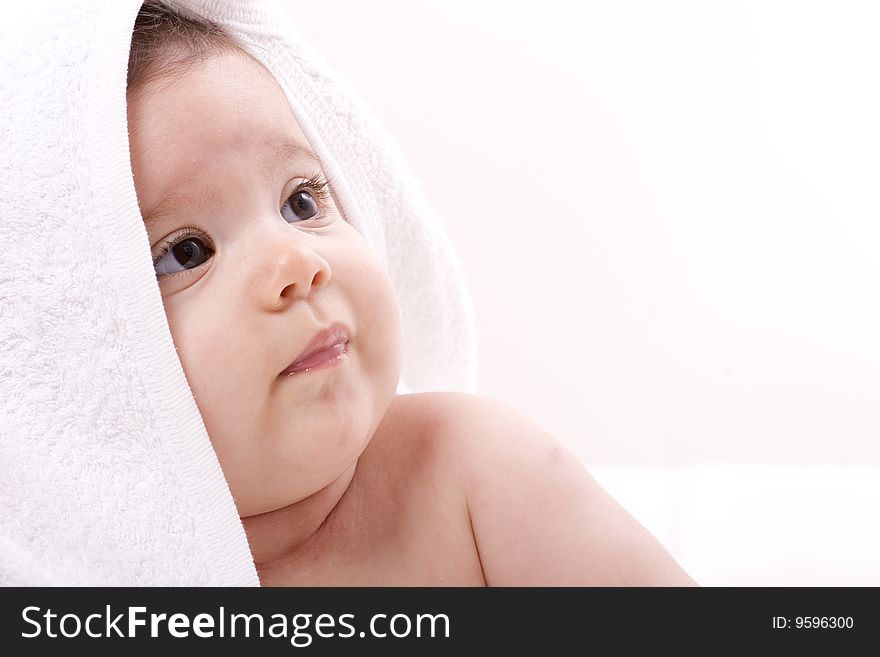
[278,0,880,585]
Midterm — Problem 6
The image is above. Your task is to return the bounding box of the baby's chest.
[263,481,485,586]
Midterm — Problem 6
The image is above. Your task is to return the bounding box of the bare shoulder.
[367,391,474,465]
[387,391,698,586]
[383,390,575,479]
[357,391,487,499]
[366,391,538,506]
[375,391,541,471]
[382,390,539,445]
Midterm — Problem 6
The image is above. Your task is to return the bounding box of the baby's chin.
[218,344,400,515]
[232,440,371,517]
[234,457,362,525]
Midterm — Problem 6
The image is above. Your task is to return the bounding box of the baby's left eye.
[281,190,320,224]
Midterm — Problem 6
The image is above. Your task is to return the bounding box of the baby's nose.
[255,238,332,310]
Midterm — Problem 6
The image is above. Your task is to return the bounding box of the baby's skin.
[128,49,696,586]
[249,391,697,585]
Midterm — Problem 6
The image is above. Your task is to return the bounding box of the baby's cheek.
[358,264,403,389]
[165,302,249,417]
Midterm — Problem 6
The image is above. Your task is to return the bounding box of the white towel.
[0,0,477,585]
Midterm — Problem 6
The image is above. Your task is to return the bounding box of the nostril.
[312,267,331,291]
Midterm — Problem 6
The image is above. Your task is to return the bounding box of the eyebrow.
[141,141,322,228]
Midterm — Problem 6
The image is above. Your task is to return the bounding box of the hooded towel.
[0,0,477,585]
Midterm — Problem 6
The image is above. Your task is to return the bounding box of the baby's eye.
[154,231,213,277]
[280,189,320,224]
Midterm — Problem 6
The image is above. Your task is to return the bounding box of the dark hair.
[127,1,245,94]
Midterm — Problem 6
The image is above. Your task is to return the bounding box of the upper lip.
[282,322,351,374]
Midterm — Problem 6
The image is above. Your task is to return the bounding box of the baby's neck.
[240,461,358,576]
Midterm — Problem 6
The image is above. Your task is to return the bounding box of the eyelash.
[151,174,333,272]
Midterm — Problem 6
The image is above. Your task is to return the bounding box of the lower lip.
[281,341,349,377]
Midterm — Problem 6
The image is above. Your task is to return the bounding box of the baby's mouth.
[280,321,352,377]
[280,341,349,376]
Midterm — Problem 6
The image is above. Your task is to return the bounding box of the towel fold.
[0,0,476,585]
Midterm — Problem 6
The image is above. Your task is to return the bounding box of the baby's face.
[127,51,402,517]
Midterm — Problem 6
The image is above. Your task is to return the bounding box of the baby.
[127,2,696,586]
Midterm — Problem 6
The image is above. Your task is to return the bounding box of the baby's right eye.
[153,228,214,277]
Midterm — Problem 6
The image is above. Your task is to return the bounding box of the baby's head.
[126,2,402,517]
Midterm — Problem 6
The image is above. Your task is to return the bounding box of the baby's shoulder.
[370,393,698,585]
[375,391,502,457]
[372,391,566,486]
[368,392,474,467]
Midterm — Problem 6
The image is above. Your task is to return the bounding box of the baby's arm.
[443,394,698,586]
